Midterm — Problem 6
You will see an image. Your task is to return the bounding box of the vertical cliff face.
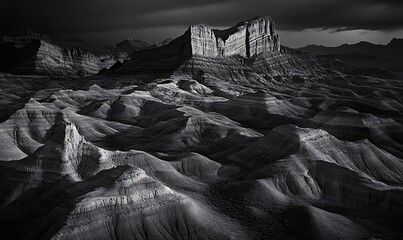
[190,16,280,58]
[246,16,280,56]
[215,26,249,57]
[189,26,219,57]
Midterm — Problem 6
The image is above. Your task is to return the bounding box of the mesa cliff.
[191,16,280,57]
[112,16,280,76]
[110,16,368,80]
[136,16,280,58]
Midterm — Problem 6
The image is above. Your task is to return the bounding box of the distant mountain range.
[115,39,150,56]
[115,38,174,56]
[299,39,403,72]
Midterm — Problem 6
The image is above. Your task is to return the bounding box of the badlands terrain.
[0,16,403,239]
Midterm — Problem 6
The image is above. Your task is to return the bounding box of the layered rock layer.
[0,33,119,77]
[14,40,116,76]
[213,16,280,57]
[163,16,281,58]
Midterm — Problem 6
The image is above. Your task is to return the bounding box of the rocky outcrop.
[15,40,116,76]
[0,33,118,77]
[189,16,281,57]
[188,25,219,57]
[109,17,280,77]
[55,38,128,61]
[213,16,280,57]
[189,16,280,57]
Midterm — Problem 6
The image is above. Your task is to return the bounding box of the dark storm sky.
[1,0,403,47]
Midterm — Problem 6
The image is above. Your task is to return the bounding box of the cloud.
[1,0,403,38]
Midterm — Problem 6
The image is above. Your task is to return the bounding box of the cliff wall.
[192,16,280,58]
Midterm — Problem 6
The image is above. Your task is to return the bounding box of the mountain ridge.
[299,38,403,71]
[0,32,125,77]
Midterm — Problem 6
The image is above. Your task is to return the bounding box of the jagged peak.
[21,114,88,182]
[26,98,42,106]
[44,113,82,145]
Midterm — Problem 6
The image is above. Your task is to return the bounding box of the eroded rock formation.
[1,16,403,240]
[190,16,280,57]
[0,32,119,77]
[216,16,280,57]
[14,40,116,76]
[117,16,280,60]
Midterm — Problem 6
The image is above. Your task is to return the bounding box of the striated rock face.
[55,38,128,61]
[0,34,118,77]
[214,16,280,57]
[189,16,280,57]
[189,25,220,57]
[14,40,116,76]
